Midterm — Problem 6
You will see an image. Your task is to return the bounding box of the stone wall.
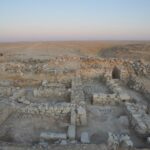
[33,86,69,98]
[0,87,15,97]
[71,76,87,126]
[130,60,150,76]
[93,75,131,105]
[80,57,133,80]
[125,102,150,137]
[127,76,150,101]
[93,93,131,105]
[19,102,75,117]
[0,57,143,82]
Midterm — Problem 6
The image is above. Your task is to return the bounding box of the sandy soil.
[0,41,149,61]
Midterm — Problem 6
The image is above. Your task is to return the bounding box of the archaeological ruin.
[0,55,150,150]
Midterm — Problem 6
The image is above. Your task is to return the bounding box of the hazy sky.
[0,0,150,42]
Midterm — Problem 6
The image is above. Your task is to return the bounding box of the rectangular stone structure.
[40,132,67,140]
[71,108,76,125]
[67,125,76,140]
[93,93,131,105]
[81,132,90,144]
[77,106,87,126]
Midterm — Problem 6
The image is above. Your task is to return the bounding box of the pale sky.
[0,0,150,42]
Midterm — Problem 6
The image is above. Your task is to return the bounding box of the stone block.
[77,106,87,125]
[67,125,76,140]
[40,132,67,140]
[81,132,90,144]
[71,109,76,125]
[147,137,150,144]
[119,93,131,101]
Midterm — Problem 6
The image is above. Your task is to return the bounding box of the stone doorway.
[112,66,121,79]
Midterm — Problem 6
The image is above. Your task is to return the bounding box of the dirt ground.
[0,41,150,61]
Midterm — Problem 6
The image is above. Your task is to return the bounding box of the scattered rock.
[60,140,67,145]
[125,102,150,137]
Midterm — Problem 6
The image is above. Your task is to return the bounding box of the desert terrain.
[0,41,150,61]
[0,41,150,150]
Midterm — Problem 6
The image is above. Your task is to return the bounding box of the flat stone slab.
[40,132,67,140]
[119,93,131,101]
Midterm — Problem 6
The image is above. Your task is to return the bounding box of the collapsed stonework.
[127,76,150,101]
[125,102,150,137]
[107,132,133,150]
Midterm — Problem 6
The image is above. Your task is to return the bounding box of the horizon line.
[0,39,150,44]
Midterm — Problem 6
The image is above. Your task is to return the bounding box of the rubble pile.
[107,132,133,150]
[125,102,150,137]
[131,60,150,76]
[127,76,150,101]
